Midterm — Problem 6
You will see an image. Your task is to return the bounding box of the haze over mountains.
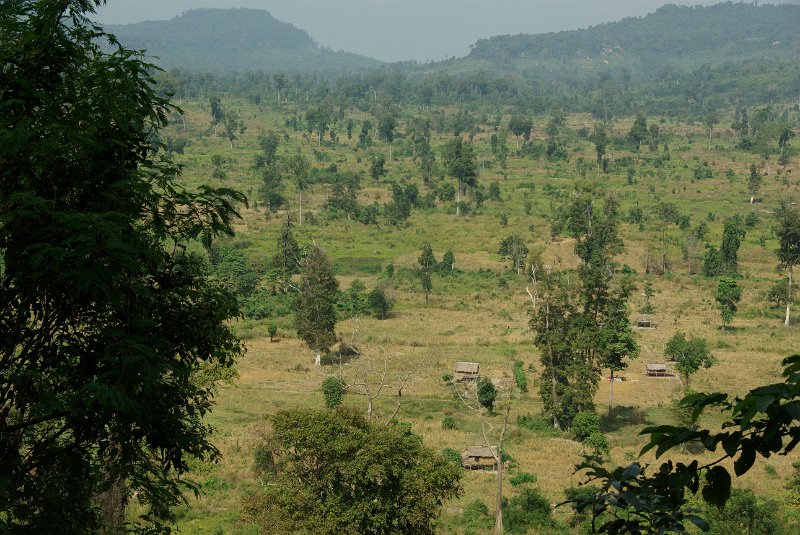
[97,0,789,62]
[105,2,800,78]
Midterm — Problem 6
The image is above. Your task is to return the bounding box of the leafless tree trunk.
[493,405,511,535]
[786,265,793,327]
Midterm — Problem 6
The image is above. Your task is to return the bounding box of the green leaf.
[734,442,756,476]
[701,466,731,508]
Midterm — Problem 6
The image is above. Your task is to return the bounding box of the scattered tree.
[715,277,742,330]
[665,332,715,389]
[776,205,800,327]
[295,246,339,365]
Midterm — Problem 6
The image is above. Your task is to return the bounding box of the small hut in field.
[645,363,672,378]
[454,361,480,382]
[634,315,655,329]
[461,446,497,470]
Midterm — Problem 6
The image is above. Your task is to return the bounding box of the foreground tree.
[295,245,339,365]
[243,408,462,535]
[777,205,800,327]
[0,1,244,530]
[575,354,800,534]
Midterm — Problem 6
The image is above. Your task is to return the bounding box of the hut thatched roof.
[462,446,496,459]
[455,362,479,374]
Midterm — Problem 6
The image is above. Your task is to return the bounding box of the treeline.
[155,58,800,120]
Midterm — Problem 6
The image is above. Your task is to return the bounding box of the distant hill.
[432,3,800,80]
[105,8,383,73]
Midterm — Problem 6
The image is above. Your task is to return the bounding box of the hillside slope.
[105,8,383,73]
[436,3,800,80]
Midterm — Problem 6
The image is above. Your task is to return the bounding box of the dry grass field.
[151,99,799,533]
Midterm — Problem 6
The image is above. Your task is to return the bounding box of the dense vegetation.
[3,1,800,534]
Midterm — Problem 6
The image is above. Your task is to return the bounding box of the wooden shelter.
[454,361,480,382]
[645,363,672,378]
[634,315,655,329]
[461,446,497,470]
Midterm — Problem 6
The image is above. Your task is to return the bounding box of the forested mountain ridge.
[437,2,800,78]
[104,8,383,72]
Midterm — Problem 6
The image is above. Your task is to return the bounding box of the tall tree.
[507,115,533,149]
[498,235,528,275]
[295,245,339,366]
[704,111,719,148]
[441,137,478,218]
[0,1,244,529]
[715,276,742,330]
[776,205,800,327]
[273,216,302,276]
[748,164,762,204]
[721,215,746,275]
[418,242,437,272]
[286,150,310,225]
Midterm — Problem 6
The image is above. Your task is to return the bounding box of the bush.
[442,415,456,430]
[503,488,556,534]
[584,431,610,454]
[477,377,497,412]
[517,413,553,432]
[368,287,392,319]
[268,323,278,341]
[571,411,601,441]
[321,377,346,408]
[441,372,454,383]
[442,448,461,466]
[510,472,538,486]
[460,499,494,535]
[513,361,528,393]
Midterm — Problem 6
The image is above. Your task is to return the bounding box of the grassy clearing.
[155,98,799,533]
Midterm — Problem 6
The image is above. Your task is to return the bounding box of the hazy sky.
[95,1,800,62]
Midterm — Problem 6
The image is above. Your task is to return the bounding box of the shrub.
[442,448,461,467]
[584,431,610,454]
[321,377,346,408]
[460,499,494,535]
[441,372,454,383]
[442,415,456,430]
[517,413,553,432]
[513,361,528,393]
[571,411,601,441]
[503,488,556,534]
[268,323,278,342]
[510,472,538,486]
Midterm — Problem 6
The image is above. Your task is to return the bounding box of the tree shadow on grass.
[601,405,649,433]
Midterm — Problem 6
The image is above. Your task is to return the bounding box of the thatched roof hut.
[454,361,479,381]
[461,446,497,469]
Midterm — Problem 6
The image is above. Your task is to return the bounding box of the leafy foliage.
[576,354,800,534]
[0,1,244,530]
[322,377,347,408]
[242,408,462,534]
[295,246,339,357]
[665,332,716,388]
[476,377,498,412]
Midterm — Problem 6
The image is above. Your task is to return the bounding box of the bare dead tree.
[320,323,426,424]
